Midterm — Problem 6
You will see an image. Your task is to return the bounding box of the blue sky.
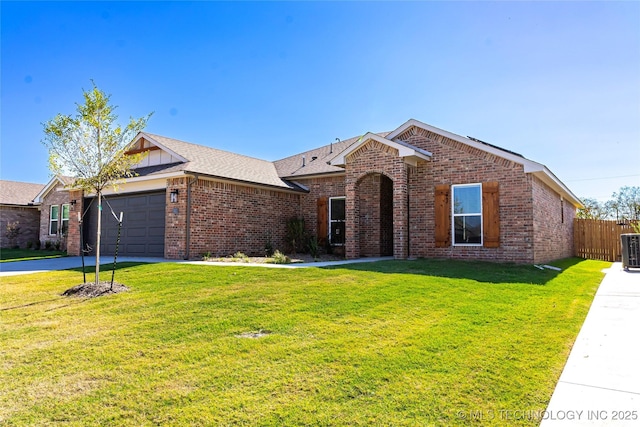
[2,1,639,202]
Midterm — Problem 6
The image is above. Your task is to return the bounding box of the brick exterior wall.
[395,126,536,263]
[344,140,409,259]
[165,177,190,259]
[39,184,71,250]
[165,177,302,259]
[295,175,346,255]
[531,176,575,263]
[66,190,84,256]
[0,206,40,248]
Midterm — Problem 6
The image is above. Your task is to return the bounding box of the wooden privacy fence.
[574,219,637,262]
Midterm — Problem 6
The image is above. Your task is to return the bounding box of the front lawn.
[0,258,608,426]
[0,248,67,263]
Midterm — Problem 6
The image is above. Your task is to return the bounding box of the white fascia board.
[134,132,189,163]
[329,132,431,166]
[32,176,66,204]
[531,167,584,208]
[283,171,347,180]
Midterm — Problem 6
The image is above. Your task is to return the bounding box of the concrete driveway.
[0,256,166,276]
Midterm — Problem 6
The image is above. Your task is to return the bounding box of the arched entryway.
[357,173,394,257]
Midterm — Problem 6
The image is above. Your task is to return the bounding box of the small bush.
[44,241,53,250]
[26,241,33,250]
[286,217,307,253]
[54,240,62,251]
[269,250,290,264]
[264,241,274,257]
[5,221,21,248]
[307,236,320,259]
[35,240,41,250]
[232,251,250,262]
[202,251,212,261]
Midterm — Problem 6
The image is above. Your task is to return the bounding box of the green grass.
[0,258,609,426]
[0,248,67,262]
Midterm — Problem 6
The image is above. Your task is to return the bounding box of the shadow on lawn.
[65,262,150,274]
[324,257,588,285]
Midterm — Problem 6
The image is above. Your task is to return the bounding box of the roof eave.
[183,170,309,194]
[527,165,583,208]
[279,170,346,180]
[32,176,67,204]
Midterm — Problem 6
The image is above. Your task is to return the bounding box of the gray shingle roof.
[274,132,391,178]
[0,180,45,206]
[140,133,302,191]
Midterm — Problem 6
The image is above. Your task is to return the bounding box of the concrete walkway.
[0,255,393,276]
[541,263,640,426]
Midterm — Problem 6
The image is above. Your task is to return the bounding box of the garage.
[82,191,166,257]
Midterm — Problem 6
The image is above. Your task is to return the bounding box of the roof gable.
[32,176,74,204]
[128,133,188,167]
[328,132,432,168]
[387,119,582,207]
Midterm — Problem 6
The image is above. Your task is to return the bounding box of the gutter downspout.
[185,174,198,260]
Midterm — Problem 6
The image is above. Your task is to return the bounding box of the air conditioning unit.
[620,234,640,271]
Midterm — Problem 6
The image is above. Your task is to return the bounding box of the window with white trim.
[61,204,70,235]
[452,184,482,245]
[329,197,346,245]
[49,205,59,235]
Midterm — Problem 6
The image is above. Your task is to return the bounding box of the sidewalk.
[541,262,640,426]
[0,256,393,276]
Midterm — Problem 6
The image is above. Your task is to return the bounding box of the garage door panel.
[128,196,149,206]
[149,210,165,221]
[148,227,165,237]
[147,243,164,253]
[128,211,148,221]
[148,194,166,206]
[83,191,165,257]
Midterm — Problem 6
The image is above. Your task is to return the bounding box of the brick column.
[165,177,189,259]
[67,190,84,256]
[392,165,409,259]
[345,177,359,259]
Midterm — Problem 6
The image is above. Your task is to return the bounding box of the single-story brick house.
[32,119,582,264]
[0,180,44,248]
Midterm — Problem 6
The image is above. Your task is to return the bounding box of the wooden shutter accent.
[317,197,328,246]
[435,185,451,247]
[482,182,500,248]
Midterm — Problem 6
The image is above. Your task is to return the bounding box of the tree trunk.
[95,190,101,285]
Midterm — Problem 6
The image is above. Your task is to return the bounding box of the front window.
[49,205,59,235]
[61,204,70,235]
[452,184,482,245]
[329,197,346,245]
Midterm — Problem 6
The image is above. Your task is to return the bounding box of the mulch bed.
[62,281,130,298]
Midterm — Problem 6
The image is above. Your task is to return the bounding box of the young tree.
[42,82,152,286]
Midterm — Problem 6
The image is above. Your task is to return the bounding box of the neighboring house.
[36,119,582,264]
[0,180,44,248]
